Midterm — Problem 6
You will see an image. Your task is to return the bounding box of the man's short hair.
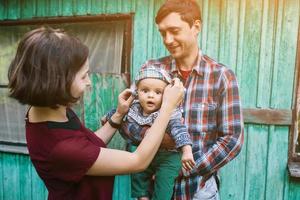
[155,0,202,27]
[8,27,89,108]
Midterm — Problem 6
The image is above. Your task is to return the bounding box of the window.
[0,14,132,154]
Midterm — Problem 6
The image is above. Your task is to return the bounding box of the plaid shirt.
[141,50,244,200]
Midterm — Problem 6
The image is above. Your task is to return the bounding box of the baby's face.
[137,78,168,115]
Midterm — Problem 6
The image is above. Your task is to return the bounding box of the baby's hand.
[181,145,195,171]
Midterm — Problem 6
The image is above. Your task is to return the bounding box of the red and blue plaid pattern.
[141,50,244,199]
[135,65,172,85]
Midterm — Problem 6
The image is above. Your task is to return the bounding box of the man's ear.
[192,19,202,36]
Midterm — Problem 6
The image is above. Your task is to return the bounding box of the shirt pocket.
[190,102,217,132]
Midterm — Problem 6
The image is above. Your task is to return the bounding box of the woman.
[8,27,184,200]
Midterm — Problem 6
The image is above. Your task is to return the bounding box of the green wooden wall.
[1,0,300,199]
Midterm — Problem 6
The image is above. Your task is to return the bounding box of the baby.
[105,66,195,200]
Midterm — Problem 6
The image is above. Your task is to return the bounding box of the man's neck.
[176,47,199,71]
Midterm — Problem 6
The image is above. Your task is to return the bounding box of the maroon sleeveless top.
[26,108,114,200]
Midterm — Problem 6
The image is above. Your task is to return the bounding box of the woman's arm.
[87,78,184,175]
[94,89,134,144]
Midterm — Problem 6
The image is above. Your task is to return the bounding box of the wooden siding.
[0,153,47,200]
[0,0,300,199]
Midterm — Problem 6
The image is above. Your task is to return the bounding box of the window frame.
[288,22,300,179]
[0,13,133,154]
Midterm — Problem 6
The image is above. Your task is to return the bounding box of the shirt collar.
[170,49,204,77]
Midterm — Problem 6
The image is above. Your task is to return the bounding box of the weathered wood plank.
[151,0,168,59]
[239,0,262,108]
[235,0,246,82]
[0,0,7,20]
[244,125,268,200]
[107,76,128,150]
[36,0,48,17]
[120,0,133,14]
[84,74,126,130]
[147,0,155,58]
[219,125,247,200]
[265,126,289,200]
[7,0,19,20]
[219,0,239,73]
[49,0,60,17]
[199,0,209,53]
[0,153,3,200]
[0,14,133,26]
[105,0,117,13]
[271,0,299,109]
[19,155,33,200]
[204,0,221,60]
[257,0,276,108]
[2,153,20,200]
[243,108,292,125]
[105,0,124,13]
[61,0,72,16]
[73,0,87,16]
[283,172,290,200]
[90,0,104,15]
[132,0,151,74]
[20,0,36,19]
[287,178,300,200]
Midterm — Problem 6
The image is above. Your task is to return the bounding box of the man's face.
[158,12,200,60]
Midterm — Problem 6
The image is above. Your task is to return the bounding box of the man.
[140,0,244,199]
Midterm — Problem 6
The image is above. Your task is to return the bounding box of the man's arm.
[185,69,244,177]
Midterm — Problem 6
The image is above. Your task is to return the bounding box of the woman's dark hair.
[155,0,202,27]
[8,26,89,108]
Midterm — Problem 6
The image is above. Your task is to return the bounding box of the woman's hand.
[161,78,184,112]
[113,89,135,122]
